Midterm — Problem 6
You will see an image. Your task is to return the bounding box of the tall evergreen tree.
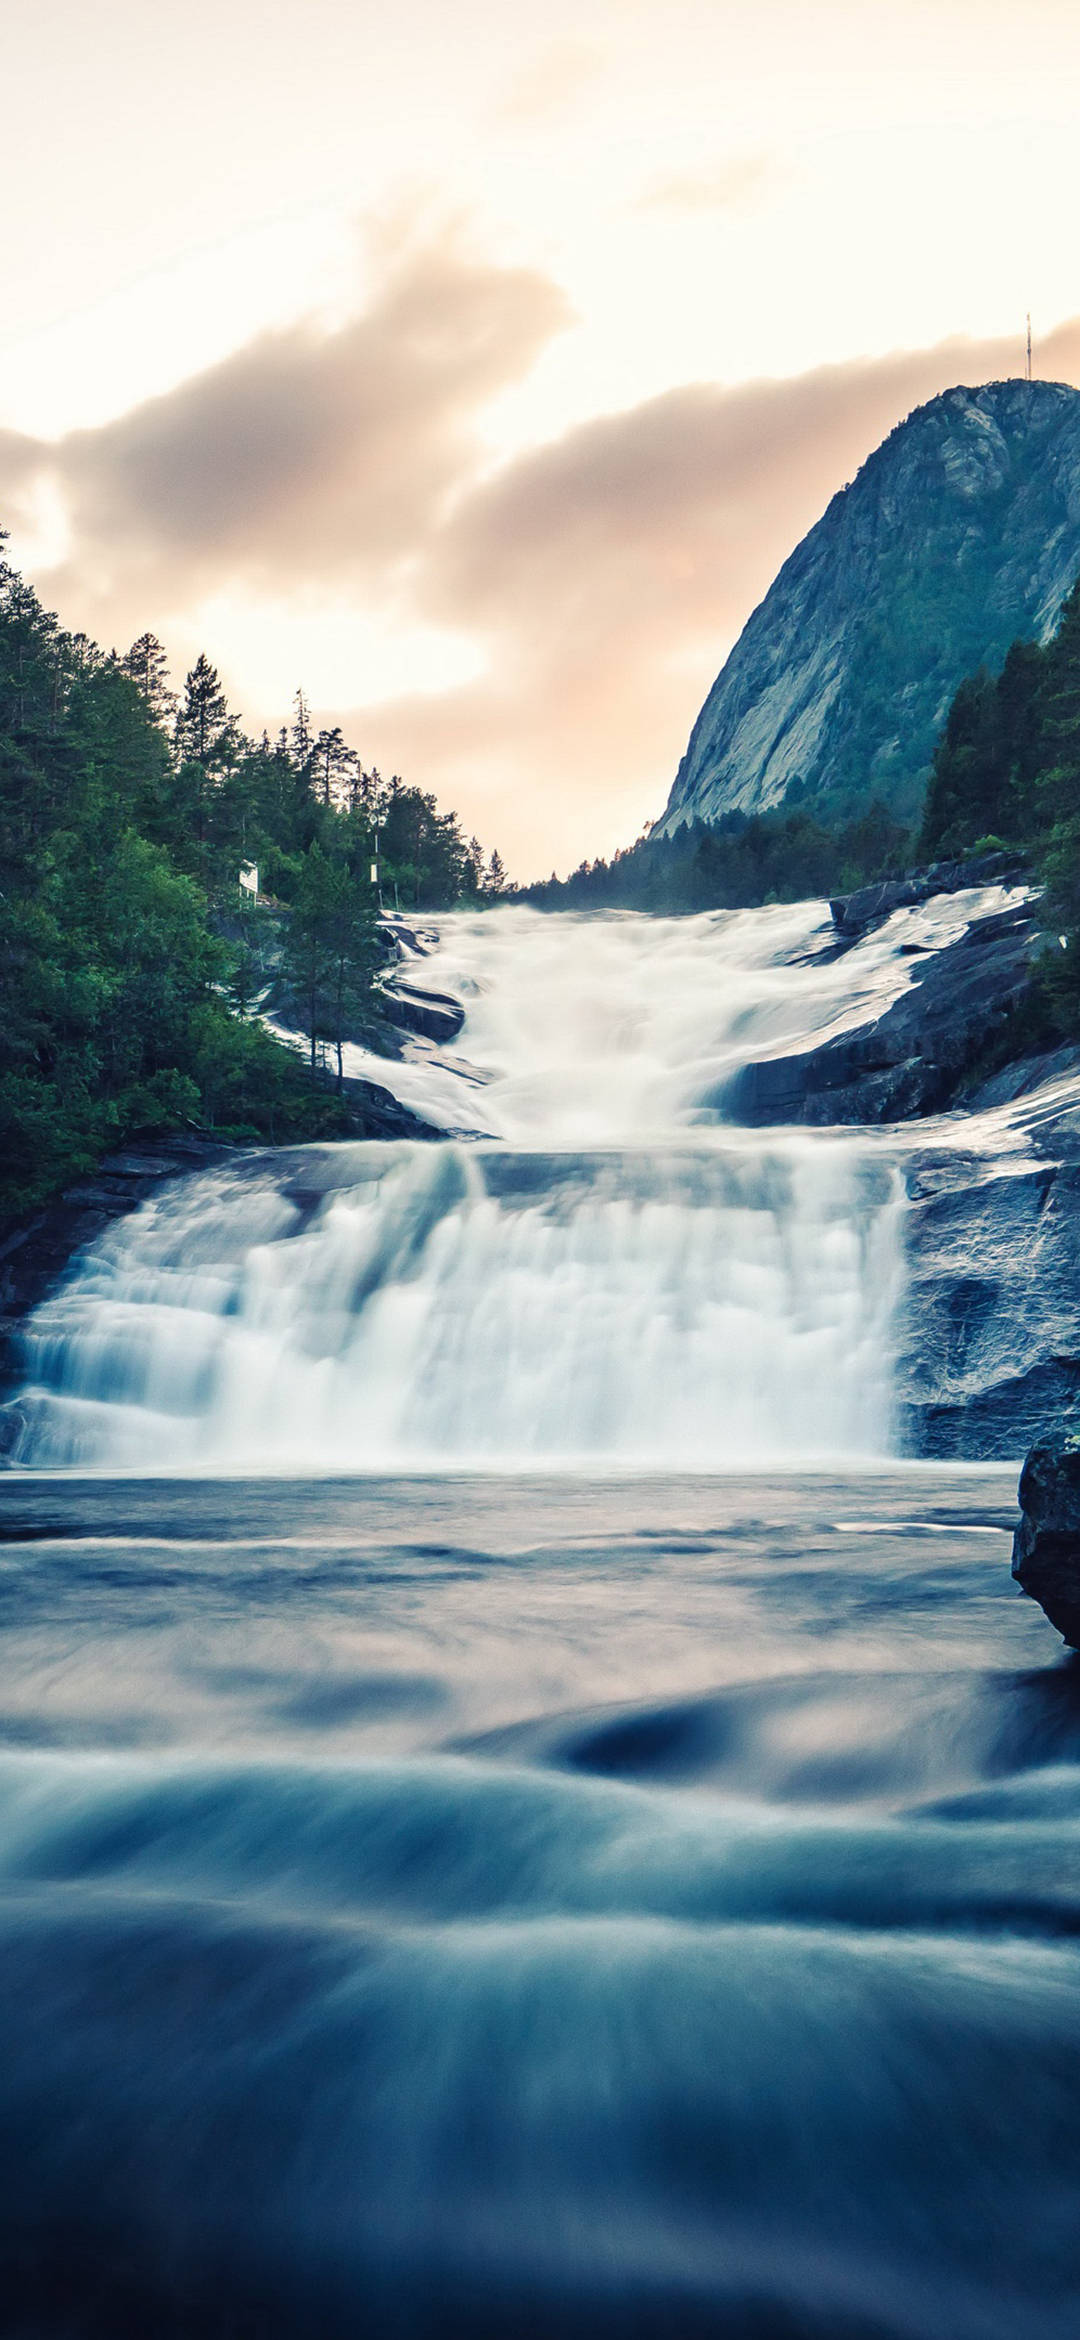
[313,725,356,809]
[123,633,176,727]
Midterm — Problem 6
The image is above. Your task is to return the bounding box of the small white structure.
[239,862,259,901]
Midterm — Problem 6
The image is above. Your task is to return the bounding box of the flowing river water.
[4,897,1080,2336]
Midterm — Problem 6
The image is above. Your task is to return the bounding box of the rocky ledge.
[727,897,1041,1127]
[896,1089,1080,1458]
[829,851,1029,937]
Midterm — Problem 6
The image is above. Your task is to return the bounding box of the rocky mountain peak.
[656,377,1080,837]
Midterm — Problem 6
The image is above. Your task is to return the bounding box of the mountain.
[656,378,1080,837]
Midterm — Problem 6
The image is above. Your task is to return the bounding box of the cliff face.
[657,379,1080,835]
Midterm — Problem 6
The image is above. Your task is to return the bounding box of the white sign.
[370,861,379,886]
[239,862,259,896]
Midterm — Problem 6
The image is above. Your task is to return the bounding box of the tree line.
[521,799,914,914]
[0,543,506,1228]
[917,576,1080,1023]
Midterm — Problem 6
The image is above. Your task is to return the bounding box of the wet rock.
[726,898,1039,1127]
[378,984,465,1044]
[830,853,1029,937]
[340,1077,444,1142]
[897,1150,1080,1458]
[1012,1440,1080,1647]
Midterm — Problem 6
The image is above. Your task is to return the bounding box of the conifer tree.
[313,725,356,809]
[123,633,176,727]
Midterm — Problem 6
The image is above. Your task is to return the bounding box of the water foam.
[11,894,998,1471]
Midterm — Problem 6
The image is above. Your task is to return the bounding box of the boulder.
[1012,1439,1080,1646]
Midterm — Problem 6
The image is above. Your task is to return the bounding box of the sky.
[3,0,1080,876]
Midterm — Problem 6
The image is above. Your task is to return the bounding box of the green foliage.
[0,540,504,1231]
[522,800,912,915]
[281,841,381,1085]
[915,575,1080,1033]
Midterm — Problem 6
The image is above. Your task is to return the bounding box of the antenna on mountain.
[1026,313,1033,381]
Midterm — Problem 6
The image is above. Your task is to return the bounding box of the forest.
[0,542,505,1228]
[521,798,914,915]
[6,529,1080,1233]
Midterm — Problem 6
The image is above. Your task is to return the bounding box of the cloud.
[0,231,571,631]
[4,276,1080,875]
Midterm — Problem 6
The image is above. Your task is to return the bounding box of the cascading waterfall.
[12,1138,902,1467]
[6,893,990,1472]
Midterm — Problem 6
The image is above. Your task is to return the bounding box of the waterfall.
[4,897,962,1473]
[12,1138,902,1468]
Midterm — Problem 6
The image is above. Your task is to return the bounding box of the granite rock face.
[897,1147,1080,1459]
[1012,1442,1080,1645]
[656,380,1080,836]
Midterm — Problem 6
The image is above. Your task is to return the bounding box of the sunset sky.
[3,0,1079,874]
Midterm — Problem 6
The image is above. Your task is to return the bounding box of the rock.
[830,878,923,932]
[829,853,1029,937]
[654,379,1080,837]
[378,984,465,1044]
[896,1155,1080,1457]
[725,899,1039,1127]
[1012,1440,1080,1646]
[340,1077,444,1142]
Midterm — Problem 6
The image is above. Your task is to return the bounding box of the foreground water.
[2,1467,1078,2337]
[5,897,1077,2332]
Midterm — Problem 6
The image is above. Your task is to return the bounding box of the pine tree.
[123,633,176,727]
[174,655,241,858]
[291,686,312,767]
[175,654,235,771]
[312,726,357,810]
[282,844,379,1085]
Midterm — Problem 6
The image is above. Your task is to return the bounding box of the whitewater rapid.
[7,894,1019,1472]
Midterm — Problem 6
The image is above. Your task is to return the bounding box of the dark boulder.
[1012,1440,1080,1646]
[378,984,465,1044]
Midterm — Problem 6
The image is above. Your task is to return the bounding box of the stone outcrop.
[897,1136,1080,1458]
[726,898,1040,1127]
[1012,1441,1080,1645]
[656,379,1080,836]
[378,984,465,1045]
[830,852,1029,936]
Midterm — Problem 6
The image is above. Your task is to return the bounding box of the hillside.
[656,378,1080,836]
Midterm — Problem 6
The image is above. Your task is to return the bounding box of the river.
[4,896,1079,2336]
